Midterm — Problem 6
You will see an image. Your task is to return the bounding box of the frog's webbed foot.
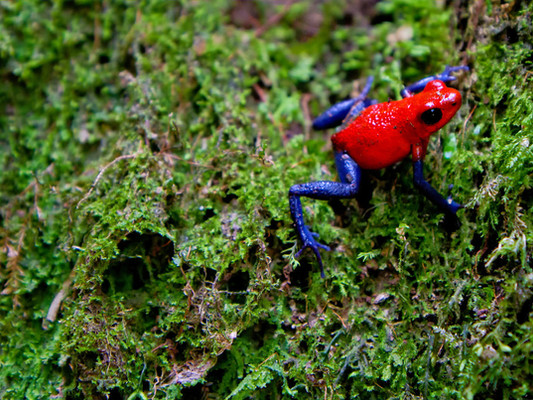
[294,228,331,278]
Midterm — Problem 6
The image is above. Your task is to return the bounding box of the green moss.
[1,0,532,398]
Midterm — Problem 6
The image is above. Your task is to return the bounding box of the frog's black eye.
[420,108,443,125]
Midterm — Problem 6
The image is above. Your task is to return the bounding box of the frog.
[289,66,469,277]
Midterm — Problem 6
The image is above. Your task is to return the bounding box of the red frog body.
[331,80,462,169]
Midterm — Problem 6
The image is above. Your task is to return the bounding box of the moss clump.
[1,0,532,399]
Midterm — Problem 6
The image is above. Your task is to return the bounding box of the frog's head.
[416,80,462,138]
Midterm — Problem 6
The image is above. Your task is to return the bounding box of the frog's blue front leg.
[289,151,362,277]
[401,65,469,97]
[313,77,376,130]
[413,160,462,216]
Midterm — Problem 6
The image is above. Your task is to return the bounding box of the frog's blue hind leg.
[312,77,376,130]
[289,151,362,277]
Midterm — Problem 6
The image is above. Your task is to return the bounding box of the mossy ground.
[1,1,532,399]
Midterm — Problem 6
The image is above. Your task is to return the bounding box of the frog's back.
[331,99,417,170]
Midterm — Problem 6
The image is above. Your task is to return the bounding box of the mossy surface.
[1,1,532,399]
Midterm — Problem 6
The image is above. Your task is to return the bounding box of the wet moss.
[1,0,532,398]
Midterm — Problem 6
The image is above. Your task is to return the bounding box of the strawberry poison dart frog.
[289,66,469,277]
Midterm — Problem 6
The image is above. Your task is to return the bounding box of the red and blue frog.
[289,66,469,277]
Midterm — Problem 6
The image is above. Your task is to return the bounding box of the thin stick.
[76,154,137,208]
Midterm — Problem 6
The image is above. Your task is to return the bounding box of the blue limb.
[289,151,362,277]
[313,77,375,130]
[401,65,469,98]
[413,160,462,216]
